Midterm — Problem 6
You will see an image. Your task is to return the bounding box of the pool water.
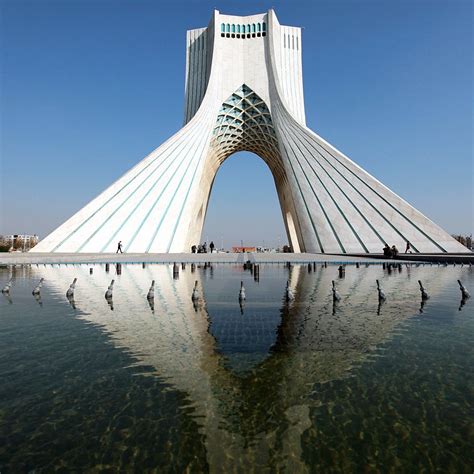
[0,263,473,472]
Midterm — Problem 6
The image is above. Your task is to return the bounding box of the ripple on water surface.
[0,262,473,472]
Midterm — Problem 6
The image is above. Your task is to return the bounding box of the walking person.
[405,241,411,253]
[116,241,123,253]
[209,241,215,253]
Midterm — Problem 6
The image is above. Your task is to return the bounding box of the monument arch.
[33,10,468,253]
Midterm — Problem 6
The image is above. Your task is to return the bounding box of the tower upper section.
[183,10,306,126]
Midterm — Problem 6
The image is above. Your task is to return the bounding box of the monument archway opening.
[201,151,291,252]
[198,84,302,252]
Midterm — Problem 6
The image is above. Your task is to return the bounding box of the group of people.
[191,241,215,254]
[383,241,412,258]
[383,244,399,258]
[116,240,218,254]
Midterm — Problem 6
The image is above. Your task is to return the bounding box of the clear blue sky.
[1,0,472,248]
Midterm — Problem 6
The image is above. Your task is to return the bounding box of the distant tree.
[13,237,23,250]
[452,234,471,249]
[0,235,10,252]
[466,235,472,249]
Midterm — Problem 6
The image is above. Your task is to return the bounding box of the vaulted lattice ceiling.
[210,85,284,178]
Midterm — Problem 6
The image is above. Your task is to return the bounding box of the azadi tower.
[33,10,468,254]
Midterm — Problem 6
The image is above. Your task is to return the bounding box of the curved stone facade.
[33,10,469,254]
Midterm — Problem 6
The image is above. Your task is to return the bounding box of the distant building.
[232,246,256,253]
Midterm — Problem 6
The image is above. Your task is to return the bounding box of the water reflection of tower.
[32,263,467,472]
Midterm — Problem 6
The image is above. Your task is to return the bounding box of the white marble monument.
[33,10,468,254]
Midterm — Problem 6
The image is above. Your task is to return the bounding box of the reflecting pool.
[0,263,473,472]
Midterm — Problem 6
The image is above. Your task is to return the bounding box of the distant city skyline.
[1,0,472,249]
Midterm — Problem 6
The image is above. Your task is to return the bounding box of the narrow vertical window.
[226,24,230,33]
[237,25,240,33]
[252,23,256,33]
[232,24,235,33]
[221,23,225,33]
[257,23,261,32]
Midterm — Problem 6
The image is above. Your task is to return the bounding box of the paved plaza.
[1,252,471,266]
